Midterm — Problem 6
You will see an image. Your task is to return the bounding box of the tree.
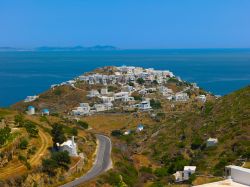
[77,121,89,129]
[42,158,58,176]
[51,151,71,169]
[136,78,145,85]
[0,127,11,146]
[14,114,24,126]
[71,127,78,136]
[19,139,28,149]
[51,123,66,148]
[150,99,162,109]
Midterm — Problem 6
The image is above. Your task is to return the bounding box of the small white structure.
[27,106,35,115]
[59,136,78,156]
[174,92,189,102]
[225,165,250,186]
[87,90,100,98]
[42,109,50,116]
[206,138,218,147]
[94,104,108,112]
[197,95,206,103]
[72,103,90,115]
[174,166,197,182]
[100,96,114,103]
[183,166,196,180]
[101,88,108,95]
[114,92,129,100]
[124,130,131,135]
[24,95,39,102]
[137,124,144,132]
[139,100,151,110]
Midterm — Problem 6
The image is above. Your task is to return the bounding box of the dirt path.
[0,128,52,179]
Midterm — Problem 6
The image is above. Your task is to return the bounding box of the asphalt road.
[60,134,112,187]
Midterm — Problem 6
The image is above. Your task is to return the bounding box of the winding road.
[61,134,112,187]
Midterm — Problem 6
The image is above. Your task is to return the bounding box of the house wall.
[231,168,250,186]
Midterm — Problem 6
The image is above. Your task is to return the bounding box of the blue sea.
[0,49,250,107]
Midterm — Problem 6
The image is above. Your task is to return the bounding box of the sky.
[0,0,250,49]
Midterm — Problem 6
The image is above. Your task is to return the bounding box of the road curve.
[61,134,112,187]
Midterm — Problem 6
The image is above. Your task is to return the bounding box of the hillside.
[5,66,250,186]
[95,86,250,187]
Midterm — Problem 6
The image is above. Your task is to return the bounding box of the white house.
[24,95,39,102]
[122,96,135,102]
[206,138,218,147]
[100,96,114,103]
[183,166,196,180]
[197,95,206,103]
[27,106,35,115]
[114,92,129,100]
[174,92,189,102]
[94,104,107,112]
[72,103,90,115]
[124,130,131,135]
[101,88,109,95]
[87,90,100,98]
[139,100,151,110]
[225,165,250,186]
[59,136,78,156]
[42,109,50,116]
[137,124,144,132]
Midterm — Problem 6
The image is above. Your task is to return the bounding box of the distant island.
[0,45,118,52]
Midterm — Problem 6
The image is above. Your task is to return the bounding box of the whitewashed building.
[24,95,39,102]
[72,103,90,115]
[139,100,151,110]
[59,136,78,156]
[206,138,218,147]
[27,106,35,115]
[101,88,109,95]
[183,166,196,180]
[225,165,250,186]
[114,92,129,100]
[100,96,115,103]
[197,95,207,103]
[87,90,100,98]
[174,92,189,102]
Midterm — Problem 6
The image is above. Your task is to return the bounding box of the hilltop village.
[22,66,208,116]
[1,66,249,187]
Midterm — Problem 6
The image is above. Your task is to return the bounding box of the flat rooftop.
[195,179,248,187]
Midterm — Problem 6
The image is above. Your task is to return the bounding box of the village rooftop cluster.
[24,66,207,116]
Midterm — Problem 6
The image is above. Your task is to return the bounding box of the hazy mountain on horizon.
[0,45,118,52]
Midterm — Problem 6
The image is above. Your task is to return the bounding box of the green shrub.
[0,127,11,146]
[23,120,39,137]
[77,121,89,129]
[19,139,28,149]
[150,99,162,109]
[136,78,145,85]
[111,130,123,137]
[154,167,168,177]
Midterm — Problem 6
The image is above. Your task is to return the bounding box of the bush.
[19,139,28,149]
[51,123,66,147]
[139,166,153,174]
[71,127,78,136]
[23,120,39,137]
[136,78,145,85]
[191,136,203,150]
[111,130,123,137]
[77,121,89,129]
[53,89,62,96]
[42,151,71,176]
[154,167,168,177]
[51,151,71,169]
[150,99,162,109]
[0,127,11,146]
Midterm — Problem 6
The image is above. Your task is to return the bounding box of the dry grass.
[82,113,156,135]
